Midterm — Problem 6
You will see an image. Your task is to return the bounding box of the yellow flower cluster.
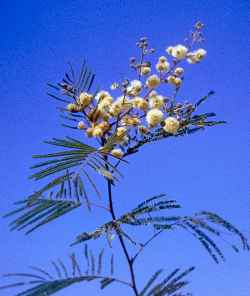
[166,45,206,64]
[65,30,207,158]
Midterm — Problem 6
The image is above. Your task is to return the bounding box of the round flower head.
[131,117,140,126]
[149,95,164,109]
[116,127,127,137]
[109,102,122,116]
[130,80,142,92]
[95,91,110,102]
[141,66,151,75]
[116,96,131,111]
[92,127,103,137]
[166,46,173,55]
[158,56,167,63]
[98,95,113,111]
[121,115,138,126]
[77,121,85,130]
[146,108,164,127]
[167,75,176,85]
[174,67,184,76]
[187,49,207,64]
[173,77,182,87]
[78,92,93,108]
[146,74,161,88]
[169,45,188,60]
[131,96,142,107]
[127,80,142,96]
[137,99,148,111]
[195,48,207,60]
[111,149,124,158]
[156,61,170,72]
[163,117,180,134]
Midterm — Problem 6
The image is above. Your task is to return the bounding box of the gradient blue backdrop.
[0,0,249,295]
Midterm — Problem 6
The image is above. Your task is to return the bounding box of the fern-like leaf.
[0,247,130,296]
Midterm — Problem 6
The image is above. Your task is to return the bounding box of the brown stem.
[106,177,139,295]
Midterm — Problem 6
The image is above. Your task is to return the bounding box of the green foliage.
[126,108,226,156]
[0,245,194,296]
[72,194,249,263]
[3,198,81,234]
[3,41,248,296]
[0,246,128,296]
[4,137,122,233]
[139,267,194,296]
[47,61,95,104]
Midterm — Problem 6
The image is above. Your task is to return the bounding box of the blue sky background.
[0,0,249,295]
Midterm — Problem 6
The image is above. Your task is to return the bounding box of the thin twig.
[132,230,163,263]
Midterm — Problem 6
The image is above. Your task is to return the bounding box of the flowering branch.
[2,21,248,296]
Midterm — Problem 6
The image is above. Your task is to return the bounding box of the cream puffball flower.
[163,117,180,134]
[168,45,188,60]
[149,95,164,109]
[166,46,173,55]
[92,127,103,137]
[187,49,207,64]
[137,99,148,111]
[127,80,142,96]
[156,61,170,72]
[95,91,110,102]
[167,76,182,87]
[146,109,163,127]
[158,56,167,63]
[116,127,127,137]
[130,80,142,91]
[156,56,170,72]
[195,48,207,60]
[132,97,148,111]
[111,149,124,158]
[109,103,122,116]
[141,66,151,75]
[146,74,161,88]
[98,96,113,111]
[173,77,182,87]
[174,67,184,76]
[77,92,93,108]
[167,75,176,84]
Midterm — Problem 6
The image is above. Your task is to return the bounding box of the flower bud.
[77,121,85,129]
[141,66,151,75]
[111,149,124,158]
[67,103,78,112]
